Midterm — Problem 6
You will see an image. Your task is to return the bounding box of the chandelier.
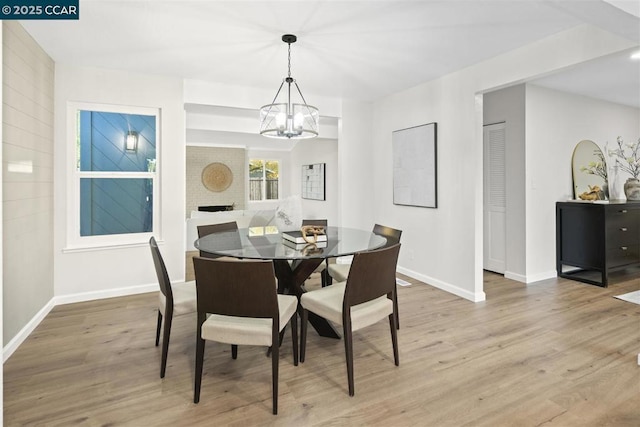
[259,34,319,139]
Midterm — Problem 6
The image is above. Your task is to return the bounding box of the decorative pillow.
[274,195,302,232]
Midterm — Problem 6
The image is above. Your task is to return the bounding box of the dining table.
[194,226,387,338]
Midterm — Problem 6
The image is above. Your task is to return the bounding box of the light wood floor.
[4,271,640,426]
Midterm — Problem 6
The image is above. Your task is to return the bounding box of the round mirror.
[572,140,607,200]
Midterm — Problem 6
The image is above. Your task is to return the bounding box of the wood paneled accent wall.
[2,22,54,346]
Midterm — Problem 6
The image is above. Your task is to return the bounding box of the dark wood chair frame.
[149,236,191,378]
[373,224,402,328]
[197,221,239,258]
[300,243,401,396]
[325,224,402,328]
[192,257,299,415]
[196,220,240,358]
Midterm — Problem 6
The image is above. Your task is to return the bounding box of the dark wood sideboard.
[556,201,640,287]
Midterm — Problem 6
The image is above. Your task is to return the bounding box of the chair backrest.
[149,236,172,301]
[343,243,401,308]
[302,219,328,227]
[193,257,278,320]
[197,221,239,258]
[197,221,239,238]
[373,224,402,247]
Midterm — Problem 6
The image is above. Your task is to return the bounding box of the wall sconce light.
[125,131,138,153]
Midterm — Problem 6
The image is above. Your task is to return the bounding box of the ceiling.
[20,0,640,106]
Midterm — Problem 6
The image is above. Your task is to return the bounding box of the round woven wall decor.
[201,162,233,192]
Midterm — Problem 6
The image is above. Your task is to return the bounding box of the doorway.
[483,122,506,274]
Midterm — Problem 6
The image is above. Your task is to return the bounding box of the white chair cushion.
[201,294,298,346]
[158,281,197,316]
[300,282,393,331]
[327,263,351,282]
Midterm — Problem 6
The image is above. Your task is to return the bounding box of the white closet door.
[483,122,506,274]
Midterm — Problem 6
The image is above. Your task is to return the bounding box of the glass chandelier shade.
[260,34,319,139]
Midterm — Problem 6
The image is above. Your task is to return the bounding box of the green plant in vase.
[608,136,640,201]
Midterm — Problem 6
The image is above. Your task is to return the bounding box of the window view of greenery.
[78,110,156,236]
[249,159,279,201]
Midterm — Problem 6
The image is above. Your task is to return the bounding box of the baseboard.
[504,270,557,284]
[53,283,158,306]
[524,271,557,284]
[3,283,160,363]
[3,297,56,363]
[397,266,486,302]
[504,271,526,283]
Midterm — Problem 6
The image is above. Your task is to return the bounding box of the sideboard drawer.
[607,244,640,268]
[606,221,639,247]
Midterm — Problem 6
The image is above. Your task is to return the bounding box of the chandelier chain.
[287,43,292,78]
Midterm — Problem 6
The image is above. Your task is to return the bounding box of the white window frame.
[65,102,161,251]
[249,158,280,202]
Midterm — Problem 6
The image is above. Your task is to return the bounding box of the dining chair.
[327,224,403,327]
[192,257,299,415]
[197,221,242,357]
[301,219,330,288]
[149,236,197,378]
[197,221,239,259]
[300,243,401,396]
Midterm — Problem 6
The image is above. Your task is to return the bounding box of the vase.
[602,182,609,200]
[623,178,640,201]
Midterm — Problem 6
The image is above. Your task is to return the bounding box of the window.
[67,103,159,248]
[249,159,279,201]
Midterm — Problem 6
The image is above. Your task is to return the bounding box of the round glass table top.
[195,226,387,260]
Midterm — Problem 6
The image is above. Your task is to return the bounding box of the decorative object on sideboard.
[201,162,233,192]
[259,34,319,139]
[393,122,438,208]
[302,163,326,200]
[572,140,607,200]
[624,178,640,201]
[578,185,604,201]
[607,136,640,201]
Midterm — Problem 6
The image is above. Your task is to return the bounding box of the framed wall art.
[392,122,437,208]
[301,163,326,200]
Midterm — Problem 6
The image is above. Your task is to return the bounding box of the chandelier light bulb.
[293,112,304,130]
[276,112,287,131]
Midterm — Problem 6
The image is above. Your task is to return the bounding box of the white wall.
[525,84,640,279]
[365,25,635,302]
[483,84,527,281]
[290,138,339,224]
[54,65,185,298]
[339,100,375,229]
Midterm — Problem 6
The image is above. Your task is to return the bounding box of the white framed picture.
[302,163,326,200]
[393,122,437,208]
